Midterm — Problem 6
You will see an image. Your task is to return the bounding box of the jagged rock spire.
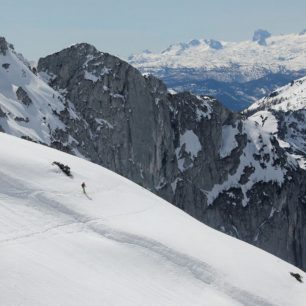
[0,37,8,55]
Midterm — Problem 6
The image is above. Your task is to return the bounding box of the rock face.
[0,106,6,117]
[38,44,176,189]
[252,29,271,46]
[35,43,306,270]
[16,87,32,106]
[0,37,8,55]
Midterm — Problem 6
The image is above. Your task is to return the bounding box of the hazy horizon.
[1,0,305,61]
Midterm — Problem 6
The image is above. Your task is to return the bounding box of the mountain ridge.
[129,30,306,74]
[1,36,306,270]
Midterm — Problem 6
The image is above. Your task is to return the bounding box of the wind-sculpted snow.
[0,133,305,306]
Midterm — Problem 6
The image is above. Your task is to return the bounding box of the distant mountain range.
[129,30,306,111]
[1,35,306,271]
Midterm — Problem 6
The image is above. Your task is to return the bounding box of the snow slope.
[248,76,306,113]
[211,76,306,205]
[246,76,306,168]
[0,132,305,306]
[0,41,71,144]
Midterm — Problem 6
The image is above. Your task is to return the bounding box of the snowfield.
[0,133,305,306]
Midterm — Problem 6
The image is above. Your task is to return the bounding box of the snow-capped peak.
[129,31,306,82]
[135,37,223,59]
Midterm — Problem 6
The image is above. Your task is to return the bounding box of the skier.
[81,182,86,194]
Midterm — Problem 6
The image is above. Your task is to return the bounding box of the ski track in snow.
[0,133,305,306]
[0,181,274,306]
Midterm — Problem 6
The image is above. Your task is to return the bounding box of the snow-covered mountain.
[246,76,306,168]
[1,36,306,271]
[248,76,306,113]
[0,37,79,151]
[129,30,306,110]
[1,132,306,306]
[129,31,306,75]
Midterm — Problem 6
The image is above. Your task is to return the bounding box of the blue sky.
[1,0,305,60]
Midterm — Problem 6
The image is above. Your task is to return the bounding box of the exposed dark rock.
[52,161,72,177]
[290,272,303,283]
[205,39,223,50]
[253,29,271,46]
[14,116,29,123]
[32,67,37,75]
[269,91,279,98]
[16,87,32,106]
[0,106,6,118]
[239,166,255,184]
[20,135,37,143]
[0,37,8,55]
[2,63,10,70]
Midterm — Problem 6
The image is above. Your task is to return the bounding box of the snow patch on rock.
[208,118,288,206]
[220,125,239,158]
[176,130,201,172]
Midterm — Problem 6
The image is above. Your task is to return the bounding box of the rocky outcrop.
[16,87,32,106]
[38,44,176,190]
[0,106,6,117]
[35,43,306,270]
[2,63,10,70]
[0,37,8,55]
[252,29,271,46]
[0,105,6,132]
